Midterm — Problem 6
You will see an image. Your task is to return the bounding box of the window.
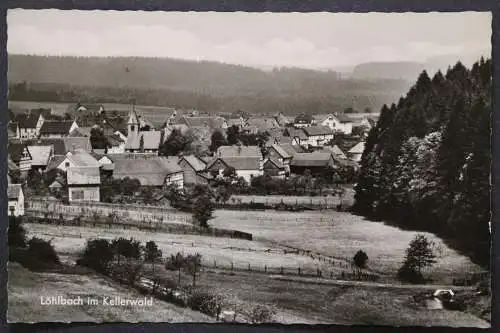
[65,162,70,168]
[72,190,84,200]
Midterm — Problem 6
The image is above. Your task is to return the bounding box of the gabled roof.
[348,142,366,154]
[280,143,304,156]
[40,120,75,135]
[112,156,183,186]
[181,116,226,129]
[303,126,334,137]
[291,153,334,167]
[216,145,262,158]
[66,149,100,168]
[107,133,125,146]
[209,156,262,171]
[67,166,101,185]
[27,145,53,166]
[27,137,92,155]
[180,155,207,172]
[264,158,285,170]
[336,114,353,123]
[320,145,347,159]
[285,128,308,140]
[8,184,22,200]
[14,114,39,128]
[8,143,32,163]
[46,155,67,171]
[70,127,92,137]
[245,117,279,130]
[270,144,292,159]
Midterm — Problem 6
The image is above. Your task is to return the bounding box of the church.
[124,106,166,155]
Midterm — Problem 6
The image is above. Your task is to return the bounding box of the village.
[7,103,372,212]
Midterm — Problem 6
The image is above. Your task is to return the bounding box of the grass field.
[210,210,484,283]
[24,223,340,274]
[7,262,213,323]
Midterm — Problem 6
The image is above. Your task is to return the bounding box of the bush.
[248,304,276,324]
[8,216,26,248]
[77,239,114,274]
[111,237,142,259]
[397,263,424,284]
[27,237,60,264]
[187,290,222,317]
[353,250,369,269]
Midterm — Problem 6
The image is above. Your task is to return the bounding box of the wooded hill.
[353,58,491,267]
[8,55,411,115]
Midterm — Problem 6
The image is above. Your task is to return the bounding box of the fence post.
[265,265,267,273]
[298,267,301,276]
[248,263,251,271]
[231,262,234,272]
[280,266,284,275]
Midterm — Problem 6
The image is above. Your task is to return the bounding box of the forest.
[353,58,491,268]
[8,55,411,115]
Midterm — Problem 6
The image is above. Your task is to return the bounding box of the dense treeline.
[353,58,491,268]
[8,55,410,115]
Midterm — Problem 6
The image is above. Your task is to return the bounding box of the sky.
[7,10,492,70]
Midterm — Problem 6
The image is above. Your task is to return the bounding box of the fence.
[27,199,192,225]
[229,194,355,209]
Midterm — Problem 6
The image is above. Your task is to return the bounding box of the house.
[28,137,92,155]
[125,108,165,154]
[14,113,40,139]
[302,126,335,147]
[178,155,208,185]
[275,112,294,127]
[348,142,365,163]
[243,117,279,134]
[8,184,24,216]
[263,158,287,179]
[267,144,292,175]
[8,143,32,175]
[319,145,347,160]
[319,114,353,135]
[106,133,126,154]
[290,152,336,175]
[284,128,308,146]
[46,149,100,172]
[226,116,246,130]
[207,145,264,184]
[293,114,315,128]
[111,155,184,188]
[67,166,101,202]
[26,145,53,171]
[8,122,20,139]
[39,120,78,138]
[279,143,305,156]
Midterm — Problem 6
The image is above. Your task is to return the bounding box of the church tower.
[127,100,139,136]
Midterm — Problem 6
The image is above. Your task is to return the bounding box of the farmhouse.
[209,145,263,183]
[178,155,208,185]
[243,117,279,134]
[348,141,366,163]
[284,128,308,146]
[290,152,336,175]
[13,113,40,139]
[263,158,287,179]
[302,126,335,147]
[8,184,24,217]
[39,120,78,138]
[8,143,32,175]
[67,166,101,202]
[47,149,100,172]
[26,145,53,172]
[318,114,353,135]
[267,144,292,174]
[111,155,184,188]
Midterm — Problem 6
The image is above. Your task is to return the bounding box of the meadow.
[210,210,484,283]
[24,223,341,275]
[7,262,213,323]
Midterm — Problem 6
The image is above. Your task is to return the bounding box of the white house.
[67,166,101,202]
[319,114,354,135]
[48,149,100,172]
[302,126,335,147]
[8,184,24,216]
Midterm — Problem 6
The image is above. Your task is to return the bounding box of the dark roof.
[40,121,75,135]
[14,114,39,128]
[208,156,261,171]
[280,143,304,156]
[270,144,292,159]
[46,155,67,171]
[8,143,31,163]
[291,153,334,167]
[8,122,19,135]
[285,128,308,140]
[217,145,262,158]
[180,155,207,172]
[303,126,334,137]
[336,114,353,123]
[112,156,182,186]
[264,158,285,170]
[26,137,92,155]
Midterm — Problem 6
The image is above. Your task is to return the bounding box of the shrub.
[248,304,276,324]
[77,239,114,274]
[8,216,26,248]
[111,237,143,259]
[27,237,60,264]
[187,290,223,317]
[353,250,369,269]
[397,263,424,284]
[144,241,163,263]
